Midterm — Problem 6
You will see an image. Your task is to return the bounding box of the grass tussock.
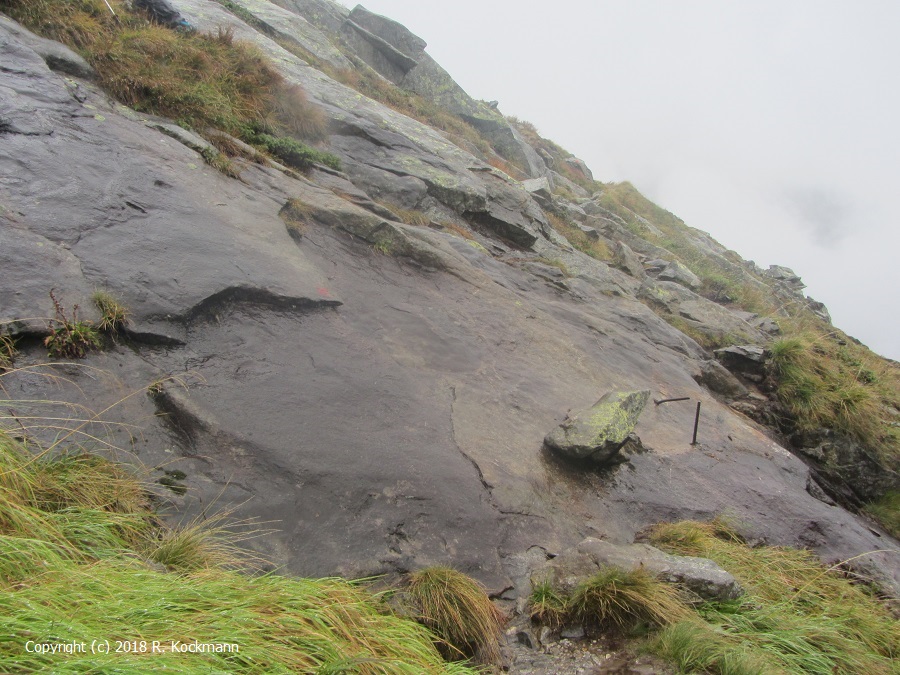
[0,334,16,370]
[0,424,480,674]
[568,567,692,631]
[529,580,568,627]
[646,519,900,675]
[92,290,129,333]
[406,566,504,664]
[529,568,690,636]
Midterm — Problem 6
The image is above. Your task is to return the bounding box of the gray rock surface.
[224,0,353,69]
[714,345,768,378]
[545,390,651,464]
[0,14,95,80]
[638,281,767,346]
[612,240,645,279]
[656,260,701,289]
[2,8,898,607]
[536,538,743,601]
[693,359,749,399]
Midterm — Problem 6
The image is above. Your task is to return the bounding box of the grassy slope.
[649,520,899,675]
[0,429,478,674]
[0,0,339,171]
[530,520,899,674]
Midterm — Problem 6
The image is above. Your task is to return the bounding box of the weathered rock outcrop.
[339,5,547,177]
[536,538,743,601]
[2,2,898,608]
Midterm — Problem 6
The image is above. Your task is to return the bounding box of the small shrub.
[44,291,101,359]
[569,566,690,632]
[242,126,341,171]
[406,566,504,663]
[91,290,129,333]
[200,146,241,178]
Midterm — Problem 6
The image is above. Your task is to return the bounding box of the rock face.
[1,3,898,606]
[544,391,651,464]
[338,5,546,177]
[536,538,743,601]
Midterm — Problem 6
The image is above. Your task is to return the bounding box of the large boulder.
[714,345,768,380]
[544,390,651,464]
[612,240,645,279]
[693,359,749,399]
[535,538,743,602]
[656,260,701,289]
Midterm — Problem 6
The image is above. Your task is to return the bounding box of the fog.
[337,1,900,359]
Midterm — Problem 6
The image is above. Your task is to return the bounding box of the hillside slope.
[1,0,897,619]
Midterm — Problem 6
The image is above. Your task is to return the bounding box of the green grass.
[44,292,101,359]
[568,567,691,632]
[526,520,898,674]
[0,425,481,674]
[405,566,504,664]
[647,520,899,675]
[769,333,897,456]
[92,290,129,333]
[241,126,341,171]
[863,491,900,539]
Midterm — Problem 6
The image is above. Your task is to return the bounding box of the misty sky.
[336,1,900,360]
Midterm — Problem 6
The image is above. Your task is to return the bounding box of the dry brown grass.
[406,566,504,664]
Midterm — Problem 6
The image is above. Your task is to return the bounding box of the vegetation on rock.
[405,565,504,664]
[649,520,899,674]
[546,212,612,261]
[529,519,899,674]
[92,290,129,333]
[769,331,899,457]
[1,0,332,158]
[241,125,341,171]
[864,491,900,539]
[44,291,101,359]
[0,420,480,674]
